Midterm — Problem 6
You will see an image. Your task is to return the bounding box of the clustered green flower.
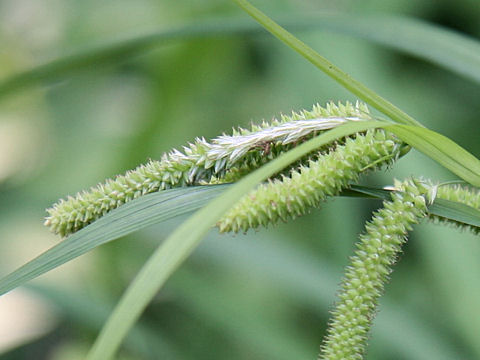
[45,101,373,237]
[217,130,406,232]
[319,178,429,360]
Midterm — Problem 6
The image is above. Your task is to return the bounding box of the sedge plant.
[42,100,480,359]
[0,1,480,360]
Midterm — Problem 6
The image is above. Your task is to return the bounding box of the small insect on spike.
[319,178,429,360]
[45,101,377,238]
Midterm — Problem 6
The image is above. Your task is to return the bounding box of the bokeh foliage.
[0,0,479,359]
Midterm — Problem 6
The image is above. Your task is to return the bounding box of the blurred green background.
[0,0,479,359]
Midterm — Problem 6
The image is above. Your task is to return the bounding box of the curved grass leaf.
[85,120,387,360]
[2,13,479,100]
[0,185,229,296]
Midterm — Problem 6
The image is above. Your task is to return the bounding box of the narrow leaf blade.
[0,185,228,296]
[346,185,392,200]
[429,198,480,230]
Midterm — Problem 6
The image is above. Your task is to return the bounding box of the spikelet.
[319,178,429,360]
[45,101,372,237]
[217,130,406,233]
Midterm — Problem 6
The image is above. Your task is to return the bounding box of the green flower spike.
[45,101,371,237]
[217,129,406,233]
[319,178,429,360]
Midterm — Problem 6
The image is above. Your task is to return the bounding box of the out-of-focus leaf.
[2,13,479,100]
[315,14,480,84]
[28,284,181,359]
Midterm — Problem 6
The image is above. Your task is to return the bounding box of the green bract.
[45,101,373,237]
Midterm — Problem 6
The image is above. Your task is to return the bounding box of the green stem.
[232,0,423,127]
